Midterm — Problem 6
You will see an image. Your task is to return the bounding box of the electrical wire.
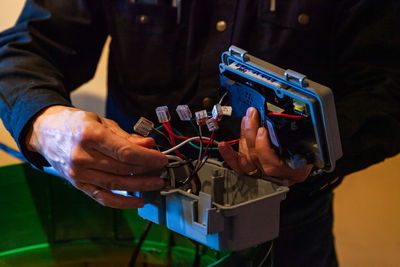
[190,120,200,135]
[164,122,185,158]
[166,154,185,163]
[128,221,153,267]
[172,126,219,151]
[257,241,274,267]
[166,154,191,176]
[267,112,304,119]
[195,155,209,176]
[161,136,217,155]
[152,127,171,144]
[201,130,214,159]
[192,241,201,267]
[219,91,228,105]
[163,127,239,145]
[196,125,203,170]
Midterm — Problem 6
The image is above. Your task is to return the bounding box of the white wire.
[162,136,218,155]
[219,91,228,104]
[166,154,185,163]
[166,153,192,186]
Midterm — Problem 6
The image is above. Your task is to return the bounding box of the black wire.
[193,131,214,176]
[193,155,209,176]
[128,221,153,267]
[167,231,174,267]
[192,241,201,267]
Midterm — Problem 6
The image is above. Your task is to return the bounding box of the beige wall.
[0,2,399,266]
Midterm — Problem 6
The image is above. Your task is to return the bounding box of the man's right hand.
[26,105,168,209]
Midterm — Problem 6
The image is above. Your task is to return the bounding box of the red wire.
[163,122,185,159]
[162,123,239,145]
[267,112,304,119]
[201,130,214,159]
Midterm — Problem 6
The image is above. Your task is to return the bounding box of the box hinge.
[285,69,308,87]
[229,45,249,62]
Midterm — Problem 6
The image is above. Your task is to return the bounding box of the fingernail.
[257,127,266,137]
[244,115,250,128]
[246,107,255,118]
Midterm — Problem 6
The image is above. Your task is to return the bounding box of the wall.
[0,1,399,266]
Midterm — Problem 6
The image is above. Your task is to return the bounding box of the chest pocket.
[257,0,336,31]
[108,0,185,94]
[253,0,337,79]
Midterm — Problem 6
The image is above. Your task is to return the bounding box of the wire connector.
[133,117,154,136]
[155,106,171,123]
[206,118,219,131]
[212,104,223,121]
[221,106,232,116]
[176,105,192,121]
[195,110,208,125]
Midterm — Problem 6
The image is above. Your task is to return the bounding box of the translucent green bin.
[0,163,223,266]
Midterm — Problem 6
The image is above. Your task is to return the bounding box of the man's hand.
[219,107,312,185]
[27,105,168,209]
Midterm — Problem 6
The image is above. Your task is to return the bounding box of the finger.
[71,147,136,175]
[86,127,168,172]
[102,118,156,148]
[255,127,287,175]
[255,127,312,181]
[73,169,165,192]
[238,152,259,175]
[239,117,251,157]
[218,142,243,174]
[238,117,259,173]
[255,127,279,164]
[128,136,156,149]
[75,182,146,209]
[243,107,260,149]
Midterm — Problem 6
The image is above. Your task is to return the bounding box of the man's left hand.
[218,107,312,185]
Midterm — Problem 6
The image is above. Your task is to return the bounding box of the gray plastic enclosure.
[137,159,289,251]
[219,46,343,172]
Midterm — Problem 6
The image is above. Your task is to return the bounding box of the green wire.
[153,123,219,151]
[172,125,219,151]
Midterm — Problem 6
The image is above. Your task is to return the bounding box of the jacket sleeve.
[0,0,108,168]
[324,1,400,181]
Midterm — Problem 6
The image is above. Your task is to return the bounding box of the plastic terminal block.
[155,106,171,123]
[176,105,192,121]
[195,110,208,126]
[267,102,285,114]
[293,100,307,115]
[133,117,154,136]
[212,104,223,121]
[206,118,219,131]
[221,106,232,116]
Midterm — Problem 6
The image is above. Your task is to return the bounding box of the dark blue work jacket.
[0,0,399,201]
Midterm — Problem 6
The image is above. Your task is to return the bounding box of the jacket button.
[202,97,214,108]
[298,13,310,25]
[138,15,150,24]
[216,21,227,32]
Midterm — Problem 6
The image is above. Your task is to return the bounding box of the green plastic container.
[0,163,224,266]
